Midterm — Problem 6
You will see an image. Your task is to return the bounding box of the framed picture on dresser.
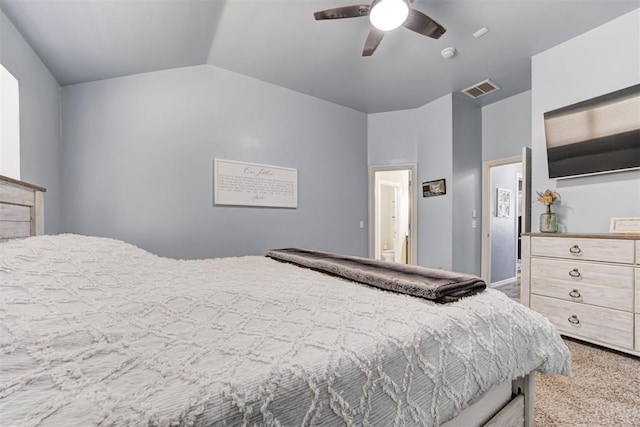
[610,217,640,234]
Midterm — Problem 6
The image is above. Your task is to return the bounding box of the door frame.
[368,164,418,264]
[480,147,531,284]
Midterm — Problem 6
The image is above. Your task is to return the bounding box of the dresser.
[521,233,639,357]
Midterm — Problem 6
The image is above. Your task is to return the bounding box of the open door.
[481,148,532,289]
[519,146,532,305]
[521,146,532,234]
[369,164,417,264]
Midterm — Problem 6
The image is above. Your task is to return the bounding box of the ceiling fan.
[314,0,446,56]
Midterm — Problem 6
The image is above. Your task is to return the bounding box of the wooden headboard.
[0,175,46,241]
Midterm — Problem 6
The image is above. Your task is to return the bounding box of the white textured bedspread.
[0,235,570,426]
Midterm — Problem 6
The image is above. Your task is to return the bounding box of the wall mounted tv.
[544,83,640,179]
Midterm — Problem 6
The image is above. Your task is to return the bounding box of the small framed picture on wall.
[496,188,511,218]
[423,179,446,197]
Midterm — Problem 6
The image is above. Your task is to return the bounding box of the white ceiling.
[1,0,638,113]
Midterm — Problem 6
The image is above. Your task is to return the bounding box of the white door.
[376,181,401,261]
[369,165,417,264]
[481,147,532,285]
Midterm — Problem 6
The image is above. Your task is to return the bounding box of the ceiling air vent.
[462,79,500,99]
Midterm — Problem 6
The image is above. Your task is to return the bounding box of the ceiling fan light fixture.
[369,0,409,31]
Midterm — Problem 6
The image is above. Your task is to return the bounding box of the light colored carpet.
[535,338,640,426]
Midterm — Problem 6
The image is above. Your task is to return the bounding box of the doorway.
[481,147,532,296]
[369,165,417,264]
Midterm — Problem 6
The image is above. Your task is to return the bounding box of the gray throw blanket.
[266,248,486,303]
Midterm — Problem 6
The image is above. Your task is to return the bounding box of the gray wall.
[481,88,531,283]
[368,96,454,270]
[367,108,417,166]
[482,91,531,162]
[452,93,482,275]
[415,95,454,270]
[368,94,484,273]
[0,9,62,234]
[61,64,368,259]
[531,9,640,232]
[489,163,521,284]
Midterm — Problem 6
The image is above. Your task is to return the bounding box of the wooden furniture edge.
[481,374,533,427]
[522,232,639,240]
[0,174,46,193]
[522,373,534,427]
[520,236,531,307]
[484,394,525,427]
[33,190,44,236]
[1,175,46,238]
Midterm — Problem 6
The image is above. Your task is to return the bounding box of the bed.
[0,175,571,426]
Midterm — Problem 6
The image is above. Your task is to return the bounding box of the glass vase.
[540,205,558,233]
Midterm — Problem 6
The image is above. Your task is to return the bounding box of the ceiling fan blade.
[403,8,446,39]
[362,28,385,56]
[314,5,371,20]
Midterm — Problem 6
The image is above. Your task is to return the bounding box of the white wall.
[61,64,368,259]
[0,9,62,233]
[531,9,640,233]
[0,64,20,179]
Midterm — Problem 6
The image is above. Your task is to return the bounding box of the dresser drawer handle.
[569,289,581,298]
[568,268,581,278]
[569,245,582,255]
[568,315,581,327]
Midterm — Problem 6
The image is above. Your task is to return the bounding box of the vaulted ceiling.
[1,0,638,113]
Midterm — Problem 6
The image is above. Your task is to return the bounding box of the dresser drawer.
[530,258,634,311]
[531,295,634,350]
[530,237,635,264]
[636,241,640,264]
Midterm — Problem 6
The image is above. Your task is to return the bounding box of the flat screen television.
[544,83,640,179]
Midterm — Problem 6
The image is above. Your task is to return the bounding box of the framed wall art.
[423,179,446,197]
[213,159,298,208]
[496,188,511,218]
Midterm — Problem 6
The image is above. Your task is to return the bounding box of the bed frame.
[0,175,46,241]
[0,174,534,426]
[445,375,534,427]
